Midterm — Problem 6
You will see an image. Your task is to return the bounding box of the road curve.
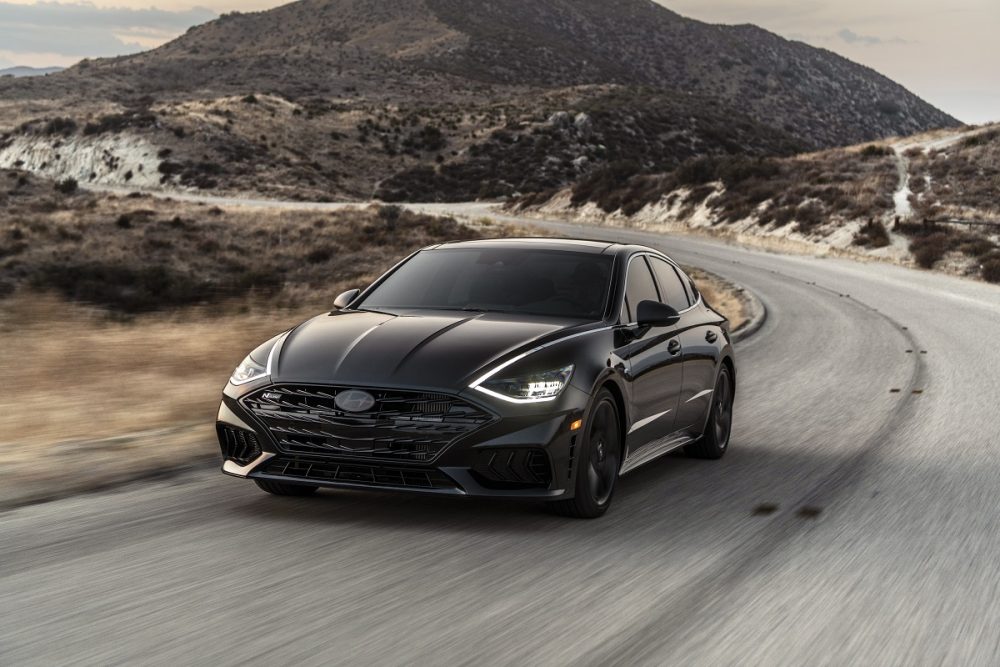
[3,204,1000,665]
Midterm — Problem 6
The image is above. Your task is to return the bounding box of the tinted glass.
[650,258,691,309]
[623,257,659,322]
[359,248,613,319]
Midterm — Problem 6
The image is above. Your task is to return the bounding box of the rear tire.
[254,479,320,496]
[549,389,621,519]
[685,365,734,460]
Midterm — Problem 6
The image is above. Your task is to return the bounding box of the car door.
[620,255,685,457]
[648,258,718,435]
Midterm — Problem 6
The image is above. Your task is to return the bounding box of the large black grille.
[217,424,262,465]
[242,385,494,462]
[260,456,459,491]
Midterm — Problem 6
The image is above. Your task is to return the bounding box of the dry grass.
[0,293,317,450]
[684,266,747,331]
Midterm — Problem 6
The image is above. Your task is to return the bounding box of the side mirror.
[636,300,680,327]
[333,288,360,310]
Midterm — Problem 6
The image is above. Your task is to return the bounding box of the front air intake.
[471,448,553,489]
[216,424,262,465]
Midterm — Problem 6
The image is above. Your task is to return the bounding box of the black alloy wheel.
[550,389,621,518]
[686,366,734,460]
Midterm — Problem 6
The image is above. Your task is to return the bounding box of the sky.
[0,0,996,123]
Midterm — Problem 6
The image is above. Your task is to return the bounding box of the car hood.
[272,309,595,391]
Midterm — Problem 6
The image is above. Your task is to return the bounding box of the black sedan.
[217,238,736,518]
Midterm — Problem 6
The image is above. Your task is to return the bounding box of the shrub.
[158,161,183,176]
[306,247,333,264]
[860,145,893,158]
[853,219,891,248]
[958,237,996,258]
[795,202,825,232]
[910,232,952,268]
[570,160,641,211]
[962,130,999,148]
[377,204,403,227]
[982,256,1000,283]
[42,117,78,137]
[83,111,156,136]
[55,178,78,194]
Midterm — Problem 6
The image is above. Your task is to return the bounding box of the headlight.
[230,354,268,385]
[229,332,288,386]
[476,365,574,403]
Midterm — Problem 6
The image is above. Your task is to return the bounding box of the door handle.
[667,339,681,356]
[705,331,718,344]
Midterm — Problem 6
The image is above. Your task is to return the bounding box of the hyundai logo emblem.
[335,390,376,413]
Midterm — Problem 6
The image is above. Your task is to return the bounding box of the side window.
[687,278,700,304]
[650,258,691,310]
[622,256,659,322]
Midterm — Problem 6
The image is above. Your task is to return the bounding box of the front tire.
[549,389,622,519]
[685,365,734,460]
[254,479,320,496]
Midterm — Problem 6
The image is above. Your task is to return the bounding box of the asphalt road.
[4,205,1000,665]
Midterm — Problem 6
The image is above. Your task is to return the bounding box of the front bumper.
[216,380,589,500]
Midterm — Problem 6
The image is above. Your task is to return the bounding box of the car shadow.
[227,446,767,535]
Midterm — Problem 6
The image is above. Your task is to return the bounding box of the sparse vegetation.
[895,219,1000,274]
[0,169,484,314]
[906,128,1000,217]
[559,148,895,232]
[82,110,157,136]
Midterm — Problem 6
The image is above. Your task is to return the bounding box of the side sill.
[620,434,697,475]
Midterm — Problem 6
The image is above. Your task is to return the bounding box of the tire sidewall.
[574,388,622,515]
[707,366,733,452]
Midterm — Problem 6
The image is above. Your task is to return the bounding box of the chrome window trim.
[620,252,702,326]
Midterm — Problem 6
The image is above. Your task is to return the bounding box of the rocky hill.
[0,0,960,200]
[3,0,957,147]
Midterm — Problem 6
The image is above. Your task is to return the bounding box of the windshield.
[358,248,614,320]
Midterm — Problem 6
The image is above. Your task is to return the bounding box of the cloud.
[837,27,909,46]
[837,28,881,45]
[0,1,216,59]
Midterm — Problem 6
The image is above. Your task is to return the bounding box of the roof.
[431,237,618,254]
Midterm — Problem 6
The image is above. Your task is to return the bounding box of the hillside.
[0,0,959,200]
[4,0,955,147]
[515,125,1000,284]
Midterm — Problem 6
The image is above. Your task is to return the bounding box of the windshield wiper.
[460,306,511,314]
